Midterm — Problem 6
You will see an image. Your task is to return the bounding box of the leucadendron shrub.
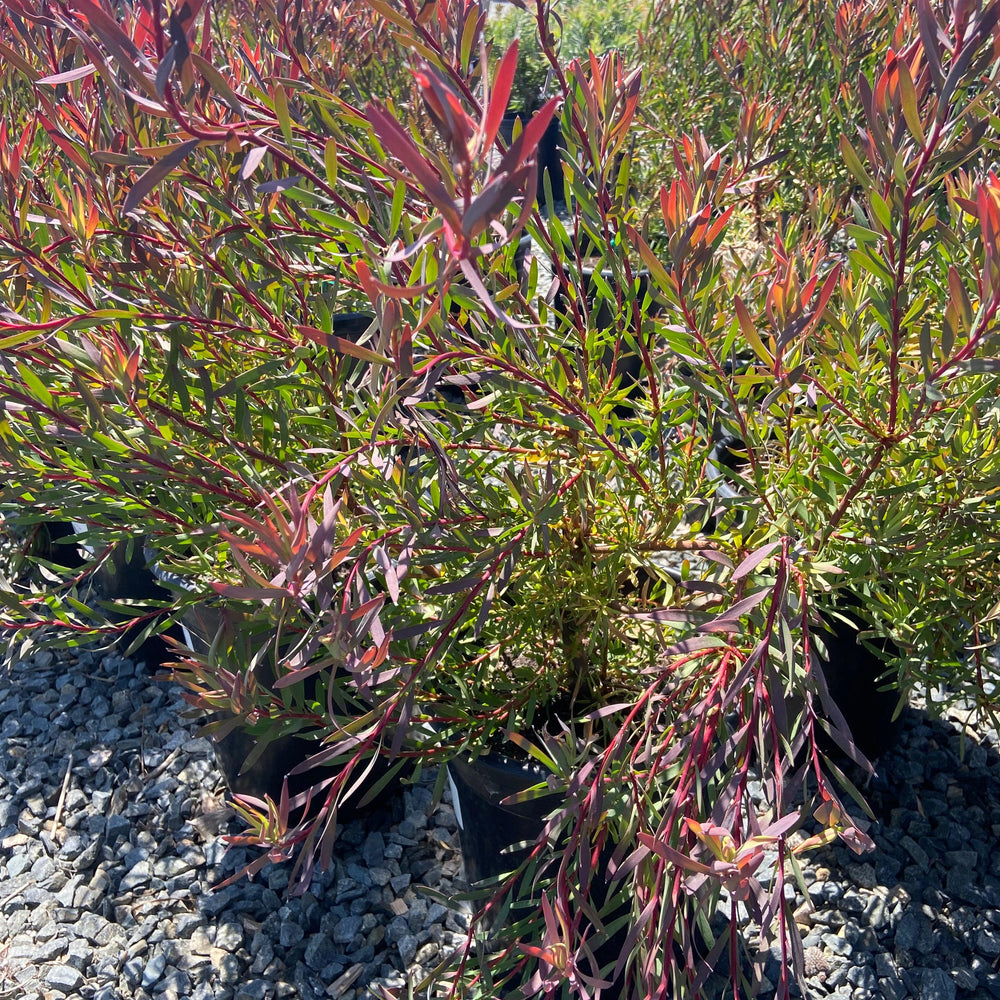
[2,0,1000,997]
[637,0,900,236]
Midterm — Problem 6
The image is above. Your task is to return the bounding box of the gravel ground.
[752,692,1000,1000]
[2,644,1000,1000]
[0,647,468,1000]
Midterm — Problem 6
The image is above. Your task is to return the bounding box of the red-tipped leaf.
[483,40,518,152]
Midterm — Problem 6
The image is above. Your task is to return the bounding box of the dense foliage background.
[2,0,1000,996]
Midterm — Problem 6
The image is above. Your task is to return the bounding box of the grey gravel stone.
[43,964,84,993]
[822,934,852,957]
[944,850,978,868]
[919,967,957,1000]
[74,911,111,945]
[946,866,984,904]
[215,920,244,951]
[895,910,933,952]
[105,813,130,843]
[953,966,978,991]
[900,835,930,867]
[362,831,386,868]
[7,853,32,877]
[334,913,363,944]
[278,919,305,948]
[397,933,419,966]
[33,936,69,962]
[234,981,271,1000]
[216,951,241,983]
[847,965,877,989]
[303,933,340,971]
[118,860,151,891]
[979,926,1000,957]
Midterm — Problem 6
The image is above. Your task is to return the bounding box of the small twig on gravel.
[326,963,365,998]
[135,746,182,798]
[0,880,31,909]
[50,752,74,843]
[111,892,189,911]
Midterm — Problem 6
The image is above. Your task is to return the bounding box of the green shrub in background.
[1,0,1000,997]
[489,0,645,111]
[637,0,898,234]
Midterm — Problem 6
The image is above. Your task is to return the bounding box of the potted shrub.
[2,1,1000,999]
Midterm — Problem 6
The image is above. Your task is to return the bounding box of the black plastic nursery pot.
[499,111,564,204]
[447,752,560,888]
[512,230,532,276]
[447,752,630,996]
[553,264,659,423]
[702,437,902,763]
[209,708,405,825]
[167,304,406,818]
[178,601,407,823]
[812,598,901,762]
[33,525,183,667]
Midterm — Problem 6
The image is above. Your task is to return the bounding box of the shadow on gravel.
[770,702,1000,999]
[0,648,469,1000]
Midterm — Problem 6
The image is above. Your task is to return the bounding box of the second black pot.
[499,111,564,206]
[447,752,630,996]
[183,603,407,823]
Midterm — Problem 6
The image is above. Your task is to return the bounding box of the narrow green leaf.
[919,319,933,376]
[17,363,53,408]
[947,266,972,330]
[273,83,293,146]
[892,149,909,190]
[805,477,835,505]
[389,179,405,237]
[845,223,882,245]
[942,306,956,356]
[324,139,338,188]
[505,731,556,770]
[848,247,896,284]
[896,58,925,146]
[734,296,772,365]
[459,11,478,72]
[839,135,874,190]
[0,330,42,350]
[626,225,672,293]
[869,192,893,233]
[366,0,421,33]
[297,325,390,365]
[189,52,245,115]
